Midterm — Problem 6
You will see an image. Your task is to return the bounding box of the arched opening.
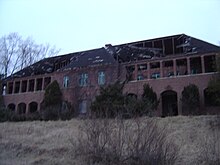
[127,93,137,99]
[161,90,178,117]
[8,103,16,111]
[18,103,26,114]
[29,102,38,113]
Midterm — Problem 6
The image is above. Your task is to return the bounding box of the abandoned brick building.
[2,34,220,116]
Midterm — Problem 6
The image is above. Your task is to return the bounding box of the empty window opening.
[8,82,13,94]
[150,62,160,69]
[18,103,26,114]
[21,80,27,93]
[63,76,70,88]
[154,40,163,49]
[29,102,38,113]
[164,39,173,55]
[204,55,216,73]
[176,59,187,75]
[144,41,153,48]
[36,78,43,91]
[190,57,202,74]
[14,81,20,93]
[164,61,173,67]
[44,77,51,89]
[28,79,35,92]
[79,73,88,87]
[98,71,105,85]
[8,103,16,111]
[174,37,184,54]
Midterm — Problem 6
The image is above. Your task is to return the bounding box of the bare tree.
[0,32,60,78]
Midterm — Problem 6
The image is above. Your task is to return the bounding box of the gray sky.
[0,0,220,55]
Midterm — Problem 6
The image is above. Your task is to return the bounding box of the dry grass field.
[0,115,219,165]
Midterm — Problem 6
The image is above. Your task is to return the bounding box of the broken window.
[204,55,216,73]
[164,39,173,55]
[44,77,51,89]
[21,80,27,93]
[138,64,147,70]
[98,71,105,85]
[14,81,20,93]
[36,78,43,91]
[28,79,35,92]
[63,76,70,88]
[8,82,13,94]
[79,73,88,87]
[151,72,160,79]
[137,74,144,80]
[79,100,87,114]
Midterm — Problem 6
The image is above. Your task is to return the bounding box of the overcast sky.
[0,0,220,55]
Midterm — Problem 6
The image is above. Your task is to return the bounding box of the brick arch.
[7,103,16,111]
[18,103,26,114]
[161,90,178,117]
[28,102,38,113]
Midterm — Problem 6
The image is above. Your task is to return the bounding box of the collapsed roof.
[6,34,220,80]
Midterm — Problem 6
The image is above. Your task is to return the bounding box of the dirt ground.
[0,115,219,165]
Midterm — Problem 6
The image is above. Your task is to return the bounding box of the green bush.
[205,79,220,106]
[182,84,200,115]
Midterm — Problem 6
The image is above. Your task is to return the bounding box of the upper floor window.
[98,71,105,85]
[79,73,88,86]
[63,76,69,88]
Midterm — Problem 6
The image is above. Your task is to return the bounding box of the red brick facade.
[2,34,220,116]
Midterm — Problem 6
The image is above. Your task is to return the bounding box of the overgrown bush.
[41,80,62,120]
[182,84,200,115]
[205,79,220,106]
[91,82,159,118]
[72,117,179,165]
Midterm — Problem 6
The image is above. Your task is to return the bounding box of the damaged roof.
[6,34,220,80]
[105,34,220,63]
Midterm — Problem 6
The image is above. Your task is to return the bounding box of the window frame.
[98,71,105,85]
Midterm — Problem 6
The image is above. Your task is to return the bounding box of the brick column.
[147,63,150,79]
[160,61,163,78]
[134,64,138,80]
[187,57,191,75]
[173,59,177,76]
[19,81,22,93]
[34,78,37,91]
[201,56,205,73]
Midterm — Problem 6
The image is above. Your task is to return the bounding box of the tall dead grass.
[72,117,179,165]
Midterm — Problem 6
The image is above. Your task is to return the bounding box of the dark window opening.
[126,65,135,81]
[154,40,163,49]
[176,59,187,75]
[14,81,20,93]
[29,102,38,113]
[190,57,202,74]
[36,78,43,91]
[21,80,27,93]
[8,82,13,94]
[28,79,35,92]
[150,62,160,69]
[44,77,51,89]
[204,88,220,107]
[63,76,70,88]
[144,41,153,48]
[137,74,144,81]
[18,103,26,114]
[164,61,173,67]
[161,90,178,117]
[8,103,15,111]
[204,55,216,73]
[164,39,173,55]
[174,37,184,54]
